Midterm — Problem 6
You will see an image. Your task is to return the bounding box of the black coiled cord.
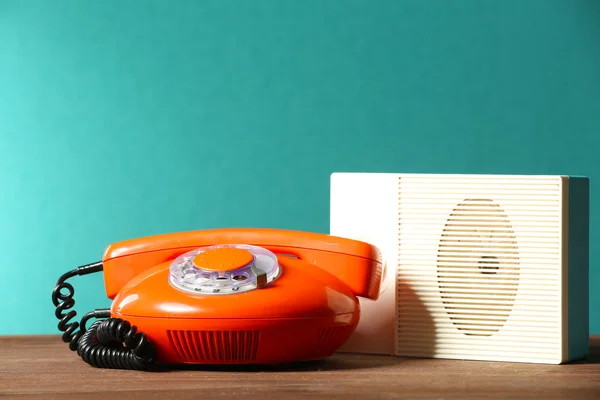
[51,262,156,370]
[78,318,156,370]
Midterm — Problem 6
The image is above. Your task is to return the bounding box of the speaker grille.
[312,325,355,357]
[396,175,563,363]
[167,330,259,362]
[438,198,520,336]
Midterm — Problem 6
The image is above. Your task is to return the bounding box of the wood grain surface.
[1,335,598,399]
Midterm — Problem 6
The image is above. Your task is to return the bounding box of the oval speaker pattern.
[437,199,520,337]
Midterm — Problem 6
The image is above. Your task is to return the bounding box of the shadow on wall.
[577,337,600,364]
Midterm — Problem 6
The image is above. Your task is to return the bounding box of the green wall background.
[1,0,599,335]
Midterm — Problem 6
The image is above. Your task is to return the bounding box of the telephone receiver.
[52,228,383,370]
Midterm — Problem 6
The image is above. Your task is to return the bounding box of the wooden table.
[1,335,598,399]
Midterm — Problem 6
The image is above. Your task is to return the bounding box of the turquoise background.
[0,0,598,335]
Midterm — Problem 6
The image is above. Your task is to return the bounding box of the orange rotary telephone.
[52,228,382,370]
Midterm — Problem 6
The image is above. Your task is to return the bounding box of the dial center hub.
[193,247,254,272]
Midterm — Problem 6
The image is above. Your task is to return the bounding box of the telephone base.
[112,312,359,365]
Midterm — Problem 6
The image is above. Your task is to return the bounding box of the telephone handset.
[52,228,382,370]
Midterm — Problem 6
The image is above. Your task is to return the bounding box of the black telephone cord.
[51,262,156,370]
